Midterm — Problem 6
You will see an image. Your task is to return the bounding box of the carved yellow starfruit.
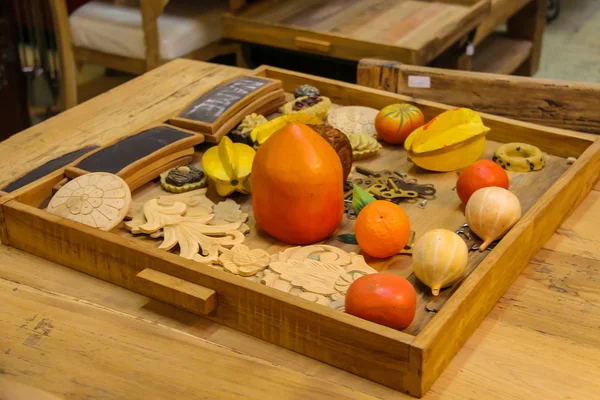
[202,136,255,196]
[250,113,322,148]
[404,108,490,172]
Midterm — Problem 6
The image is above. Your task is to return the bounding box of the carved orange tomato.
[345,273,416,330]
[375,103,424,145]
[456,160,509,204]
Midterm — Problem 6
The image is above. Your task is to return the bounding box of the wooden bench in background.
[357,58,600,135]
[225,0,546,76]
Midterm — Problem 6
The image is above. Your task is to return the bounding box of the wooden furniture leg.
[507,0,547,76]
[50,0,78,110]
[356,58,600,134]
[140,0,169,71]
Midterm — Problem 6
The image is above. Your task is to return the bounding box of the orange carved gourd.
[251,123,344,244]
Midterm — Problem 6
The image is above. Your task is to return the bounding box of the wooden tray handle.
[295,36,331,53]
[136,268,217,315]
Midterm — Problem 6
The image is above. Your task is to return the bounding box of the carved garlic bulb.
[412,229,468,296]
[465,187,522,251]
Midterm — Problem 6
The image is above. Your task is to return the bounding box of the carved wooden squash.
[251,123,344,245]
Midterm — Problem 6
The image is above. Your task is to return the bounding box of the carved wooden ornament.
[211,244,377,311]
[47,172,131,231]
[125,190,249,262]
[327,106,379,138]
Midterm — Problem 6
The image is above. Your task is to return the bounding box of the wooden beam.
[357,58,600,134]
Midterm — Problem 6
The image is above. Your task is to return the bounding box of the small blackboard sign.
[75,125,202,175]
[178,76,271,123]
[2,145,99,193]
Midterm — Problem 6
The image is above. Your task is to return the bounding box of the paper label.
[466,43,475,56]
[407,76,431,89]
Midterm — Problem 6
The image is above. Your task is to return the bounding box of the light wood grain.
[1,198,418,393]
[2,198,600,399]
[0,377,64,400]
[0,60,245,189]
[356,58,600,134]
[0,60,597,398]
[4,62,600,397]
[223,0,489,64]
[413,138,600,394]
[0,277,377,400]
[136,267,218,315]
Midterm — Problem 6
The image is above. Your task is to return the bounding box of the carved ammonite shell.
[47,172,132,231]
[307,124,353,181]
[327,106,379,138]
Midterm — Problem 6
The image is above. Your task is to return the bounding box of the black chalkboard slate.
[2,145,99,193]
[178,76,270,123]
[75,126,195,174]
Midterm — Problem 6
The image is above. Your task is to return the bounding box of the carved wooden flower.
[47,172,131,231]
[219,244,270,276]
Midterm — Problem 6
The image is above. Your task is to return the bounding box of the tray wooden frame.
[1,66,600,398]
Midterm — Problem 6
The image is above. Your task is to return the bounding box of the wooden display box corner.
[2,66,600,398]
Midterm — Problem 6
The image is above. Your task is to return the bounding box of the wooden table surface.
[1,60,599,399]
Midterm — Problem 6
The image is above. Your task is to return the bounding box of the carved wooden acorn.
[307,124,353,181]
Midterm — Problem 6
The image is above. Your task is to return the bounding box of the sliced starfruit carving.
[250,113,322,148]
[404,108,490,154]
[202,136,255,196]
[403,108,490,172]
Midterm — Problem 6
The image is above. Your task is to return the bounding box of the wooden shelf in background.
[472,34,532,74]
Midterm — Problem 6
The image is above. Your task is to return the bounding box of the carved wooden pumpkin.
[307,124,353,181]
[251,123,344,245]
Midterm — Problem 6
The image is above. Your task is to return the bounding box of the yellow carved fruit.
[250,113,322,148]
[412,229,469,296]
[404,108,490,172]
[202,136,255,196]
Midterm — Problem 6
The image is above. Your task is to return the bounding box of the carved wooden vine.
[124,189,249,262]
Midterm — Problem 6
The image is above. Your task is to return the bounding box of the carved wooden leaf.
[212,199,248,225]
[269,259,345,295]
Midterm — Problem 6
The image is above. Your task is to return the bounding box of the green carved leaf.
[352,185,376,216]
[337,233,358,245]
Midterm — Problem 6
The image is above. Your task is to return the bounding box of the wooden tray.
[223,0,490,65]
[1,66,599,398]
